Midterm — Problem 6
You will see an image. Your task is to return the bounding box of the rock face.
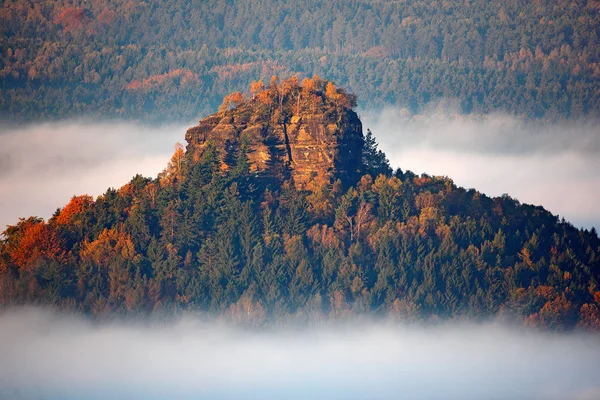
[185,78,364,189]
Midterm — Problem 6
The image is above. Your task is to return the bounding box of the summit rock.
[185,77,364,189]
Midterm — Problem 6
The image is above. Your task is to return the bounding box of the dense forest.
[1,79,599,331]
[1,0,600,122]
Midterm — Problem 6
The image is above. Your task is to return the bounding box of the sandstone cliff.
[185,77,364,189]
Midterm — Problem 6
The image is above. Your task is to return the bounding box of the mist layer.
[0,121,187,230]
[1,114,599,231]
[362,109,600,230]
[0,309,598,400]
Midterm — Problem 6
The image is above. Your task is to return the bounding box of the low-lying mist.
[362,108,600,230]
[0,308,598,400]
[0,120,187,231]
[1,112,598,231]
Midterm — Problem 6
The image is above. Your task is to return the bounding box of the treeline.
[1,0,599,121]
[1,133,599,330]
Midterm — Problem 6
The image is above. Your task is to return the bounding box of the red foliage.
[54,7,89,32]
[6,219,66,270]
[55,195,94,225]
[97,8,116,25]
[126,69,198,92]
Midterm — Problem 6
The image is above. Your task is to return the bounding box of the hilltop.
[1,79,599,330]
[185,76,364,189]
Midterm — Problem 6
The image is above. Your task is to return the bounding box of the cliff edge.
[185,77,364,189]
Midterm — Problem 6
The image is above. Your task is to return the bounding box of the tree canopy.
[1,95,599,329]
[1,0,599,122]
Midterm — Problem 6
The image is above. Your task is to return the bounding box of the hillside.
[1,0,599,121]
[1,78,599,330]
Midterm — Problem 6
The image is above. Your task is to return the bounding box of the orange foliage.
[325,82,339,103]
[357,175,373,192]
[350,276,365,296]
[594,291,600,305]
[305,181,334,218]
[144,182,159,207]
[414,191,436,210]
[118,182,134,197]
[367,222,397,251]
[126,69,198,92]
[213,62,258,80]
[97,8,115,25]
[55,195,94,225]
[525,292,573,329]
[577,304,600,330]
[413,175,433,187]
[535,285,555,299]
[249,80,265,98]
[6,218,66,270]
[307,224,342,249]
[54,7,89,32]
[418,207,440,236]
[301,77,315,94]
[80,228,137,266]
[330,290,351,318]
[218,92,245,112]
[228,295,266,326]
[519,247,534,268]
[159,143,187,186]
[257,89,273,106]
[389,298,420,320]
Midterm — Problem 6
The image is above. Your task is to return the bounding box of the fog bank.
[0,121,187,230]
[0,308,598,400]
[362,109,600,230]
[1,114,599,232]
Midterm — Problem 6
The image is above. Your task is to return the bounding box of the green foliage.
[1,142,599,330]
[362,129,392,178]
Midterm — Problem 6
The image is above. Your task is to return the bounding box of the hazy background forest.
[1,0,599,122]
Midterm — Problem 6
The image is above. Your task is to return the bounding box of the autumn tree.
[54,195,94,225]
[160,142,186,186]
[325,81,341,106]
[3,217,65,271]
[249,80,264,100]
[218,92,245,112]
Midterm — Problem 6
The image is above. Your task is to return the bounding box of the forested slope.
[1,79,599,330]
[1,0,599,121]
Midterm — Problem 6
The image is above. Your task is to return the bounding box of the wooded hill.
[1,0,599,122]
[1,78,599,330]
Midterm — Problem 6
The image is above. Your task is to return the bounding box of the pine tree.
[362,129,392,177]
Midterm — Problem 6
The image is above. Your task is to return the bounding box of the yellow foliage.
[80,228,137,266]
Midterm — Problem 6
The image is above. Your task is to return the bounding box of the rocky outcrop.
[185,77,364,189]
